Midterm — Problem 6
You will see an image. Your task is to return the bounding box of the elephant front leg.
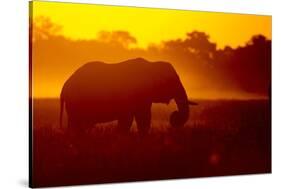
[117,114,134,134]
[135,104,152,136]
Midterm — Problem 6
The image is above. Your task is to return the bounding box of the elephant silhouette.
[60,58,197,135]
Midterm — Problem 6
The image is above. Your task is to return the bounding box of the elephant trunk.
[170,83,189,127]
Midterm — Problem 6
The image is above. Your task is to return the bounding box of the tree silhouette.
[32,16,62,42]
[97,30,137,48]
[184,31,217,62]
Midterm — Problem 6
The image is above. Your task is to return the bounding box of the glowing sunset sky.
[31,1,271,49]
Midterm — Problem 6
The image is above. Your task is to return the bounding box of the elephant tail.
[59,92,64,129]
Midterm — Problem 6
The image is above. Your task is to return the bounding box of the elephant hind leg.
[67,116,86,141]
[67,117,80,132]
[135,104,152,136]
[117,114,134,134]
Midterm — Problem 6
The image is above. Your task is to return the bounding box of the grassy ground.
[31,99,271,187]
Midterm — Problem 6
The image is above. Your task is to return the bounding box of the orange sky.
[31,1,271,49]
[30,1,271,99]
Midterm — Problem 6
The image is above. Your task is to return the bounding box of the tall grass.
[32,99,271,187]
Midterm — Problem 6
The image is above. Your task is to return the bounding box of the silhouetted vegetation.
[158,31,271,96]
[32,17,271,98]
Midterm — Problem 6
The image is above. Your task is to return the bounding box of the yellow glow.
[30,1,272,99]
[31,1,271,49]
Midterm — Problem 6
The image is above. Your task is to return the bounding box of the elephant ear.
[170,110,189,128]
[147,62,177,101]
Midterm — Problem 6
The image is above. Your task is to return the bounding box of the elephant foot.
[135,104,152,138]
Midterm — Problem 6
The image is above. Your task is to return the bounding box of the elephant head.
[149,61,197,127]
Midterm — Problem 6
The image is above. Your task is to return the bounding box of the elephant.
[59,57,197,135]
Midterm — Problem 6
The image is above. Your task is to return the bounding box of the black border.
[29,1,33,188]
